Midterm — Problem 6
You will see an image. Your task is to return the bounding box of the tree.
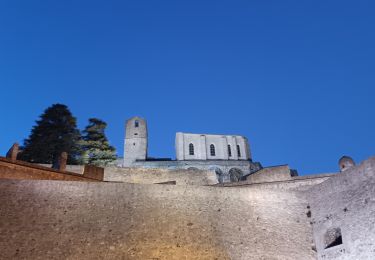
[80,118,117,166]
[19,104,82,165]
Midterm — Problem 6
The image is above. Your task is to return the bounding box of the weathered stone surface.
[216,173,334,191]
[127,159,261,183]
[82,164,104,181]
[0,180,315,260]
[307,156,375,260]
[122,116,261,183]
[338,155,355,172]
[123,116,148,164]
[58,152,68,171]
[37,165,219,185]
[104,167,218,185]
[3,152,375,259]
[6,143,19,161]
[0,157,100,182]
[245,165,293,183]
[175,132,251,161]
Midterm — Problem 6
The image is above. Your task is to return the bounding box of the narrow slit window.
[135,120,139,127]
[237,145,241,157]
[189,143,194,155]
[228,145,232,157]
[210,144,216,156]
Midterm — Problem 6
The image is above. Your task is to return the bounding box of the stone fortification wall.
[0,179,316,260]
[307,156,375,260]
[44,160,261,184]
[217,173,334,191]
[104,167,219,185]
[0,157,100,182]
[39,164,219,185]
[39,164,83,173]
[129,159,261,183]
[245,165,293,183]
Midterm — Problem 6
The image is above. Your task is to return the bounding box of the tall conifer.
[19,104,82,164]
[80,118,117,166]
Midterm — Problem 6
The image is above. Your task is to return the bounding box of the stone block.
[6,143,19,161]
[82,165,104,181]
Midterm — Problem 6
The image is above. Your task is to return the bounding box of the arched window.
[229,168,243,182]
[228,145,232,157]
[237,145,241,157]
[210,144,216,156]
[189,143,194,155]
[134,120,139,128]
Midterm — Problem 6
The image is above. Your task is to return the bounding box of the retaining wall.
[0,179,315,260]
[0,157,100,182]
[307,156,375,260]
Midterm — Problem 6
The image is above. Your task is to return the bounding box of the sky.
[0,0,374,175]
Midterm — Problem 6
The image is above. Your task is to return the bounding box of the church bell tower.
[123,116,148,165]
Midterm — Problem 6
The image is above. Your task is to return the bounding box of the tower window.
[189,143,194,155]
[237,145,241,157]
[210,144,216,156]
[135,120,139,127]
[228,145,232,157]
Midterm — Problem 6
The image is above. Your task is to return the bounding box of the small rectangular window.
[237,145,241,157]
[325,228,343,249]
[228,145,232,157]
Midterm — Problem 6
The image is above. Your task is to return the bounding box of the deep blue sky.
[1,1,374,175]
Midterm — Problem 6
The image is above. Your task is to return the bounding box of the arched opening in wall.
[229,168,243,182]
[210,144,216,156]
[237,145,241,157]
[210,167,223,183]
[324,228,343,249]
[189,143,194,155]
[134,120,139,128]
[227,145,232,157]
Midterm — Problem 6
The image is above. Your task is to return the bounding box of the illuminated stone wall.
[0,180,315,260]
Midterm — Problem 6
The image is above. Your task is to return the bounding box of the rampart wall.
[307,156,375,260]
[0,179,316,260]
[0,157,100,182]
[245,165,293,183]
[39,164,219,185]
[217,173,334,191]
[103,167,219,185]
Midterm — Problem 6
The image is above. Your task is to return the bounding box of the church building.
[123,116,261,183]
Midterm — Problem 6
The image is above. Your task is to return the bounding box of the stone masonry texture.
[307,156,375,259]
[0,157,101,182]
[0,180,316,260]
[2,153,375,259]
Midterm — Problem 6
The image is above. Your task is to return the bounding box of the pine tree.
[19,104,82,165]
[80,118,117,166]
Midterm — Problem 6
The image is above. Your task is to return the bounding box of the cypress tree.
[80,118,117,166]
[19,104,82,165]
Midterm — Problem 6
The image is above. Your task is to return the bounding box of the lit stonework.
[123,116,260,183]
[175,132,251,161]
